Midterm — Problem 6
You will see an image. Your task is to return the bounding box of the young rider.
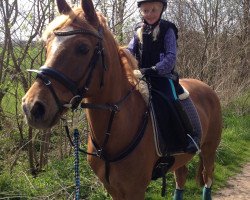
[127,0,201,154]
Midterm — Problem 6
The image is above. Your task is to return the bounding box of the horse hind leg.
[199,119,221,199]
[173,154,214,200]
[173,165,188,200]
[173,155,214,200]
[197,150,216,200]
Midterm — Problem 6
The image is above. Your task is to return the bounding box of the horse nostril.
[30,102,46,120]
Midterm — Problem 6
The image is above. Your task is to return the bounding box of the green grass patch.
[0,156,108,199]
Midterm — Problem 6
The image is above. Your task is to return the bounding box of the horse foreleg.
[173,165,188,200]
[103,169,150,200]
[174,166,188,189]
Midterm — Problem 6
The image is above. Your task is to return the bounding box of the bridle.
[28,26,149,183]
[28,27,106,112]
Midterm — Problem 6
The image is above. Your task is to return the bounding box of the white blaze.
[51,26,75,54]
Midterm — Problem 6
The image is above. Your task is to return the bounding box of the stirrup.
[186,134,201,154]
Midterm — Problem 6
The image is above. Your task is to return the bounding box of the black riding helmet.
[137,0,167,8]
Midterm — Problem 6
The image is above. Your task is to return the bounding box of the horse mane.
[118,47,139,86]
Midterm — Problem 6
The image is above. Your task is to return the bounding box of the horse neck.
[87,50,130,103]
[85,52,145,155]
[85,50,125,112]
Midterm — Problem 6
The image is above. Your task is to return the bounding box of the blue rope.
[74,129,80,200]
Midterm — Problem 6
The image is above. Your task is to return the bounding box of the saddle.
[134,70,197,156]
[150,75,195,155]
[150,94,189,156]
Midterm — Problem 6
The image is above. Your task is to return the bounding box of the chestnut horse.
[22,0,222,199]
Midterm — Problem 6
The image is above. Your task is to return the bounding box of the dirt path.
[213,163,250,200]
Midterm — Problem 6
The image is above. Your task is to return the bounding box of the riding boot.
[180,97,201,153]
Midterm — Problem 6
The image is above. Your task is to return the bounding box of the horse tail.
[196,154,205,186]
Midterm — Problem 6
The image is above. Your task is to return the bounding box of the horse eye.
[76,44,89,54]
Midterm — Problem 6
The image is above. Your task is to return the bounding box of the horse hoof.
[173,189,184,200]
[202,187,212,200]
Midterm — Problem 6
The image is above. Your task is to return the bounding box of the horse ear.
[56,0,72,14]
[81,0,99,26]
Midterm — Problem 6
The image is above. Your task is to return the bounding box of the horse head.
[22,0,121,129]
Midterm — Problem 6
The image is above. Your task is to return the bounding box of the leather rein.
[28,27,149,183]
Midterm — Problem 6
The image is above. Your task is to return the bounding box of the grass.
[0,94,249,199]
[0,156,108,199]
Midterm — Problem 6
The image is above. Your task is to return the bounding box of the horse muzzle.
[22,96,59,129]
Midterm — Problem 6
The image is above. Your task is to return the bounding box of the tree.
[96,0,137,43]
[0,0,55,174]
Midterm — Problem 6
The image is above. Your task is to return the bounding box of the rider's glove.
[139,66,158,76]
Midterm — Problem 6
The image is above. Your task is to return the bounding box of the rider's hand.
[139,66,158,76]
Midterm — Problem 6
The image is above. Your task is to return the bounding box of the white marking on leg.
[176,184,182,190]
[205,178,212,188]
